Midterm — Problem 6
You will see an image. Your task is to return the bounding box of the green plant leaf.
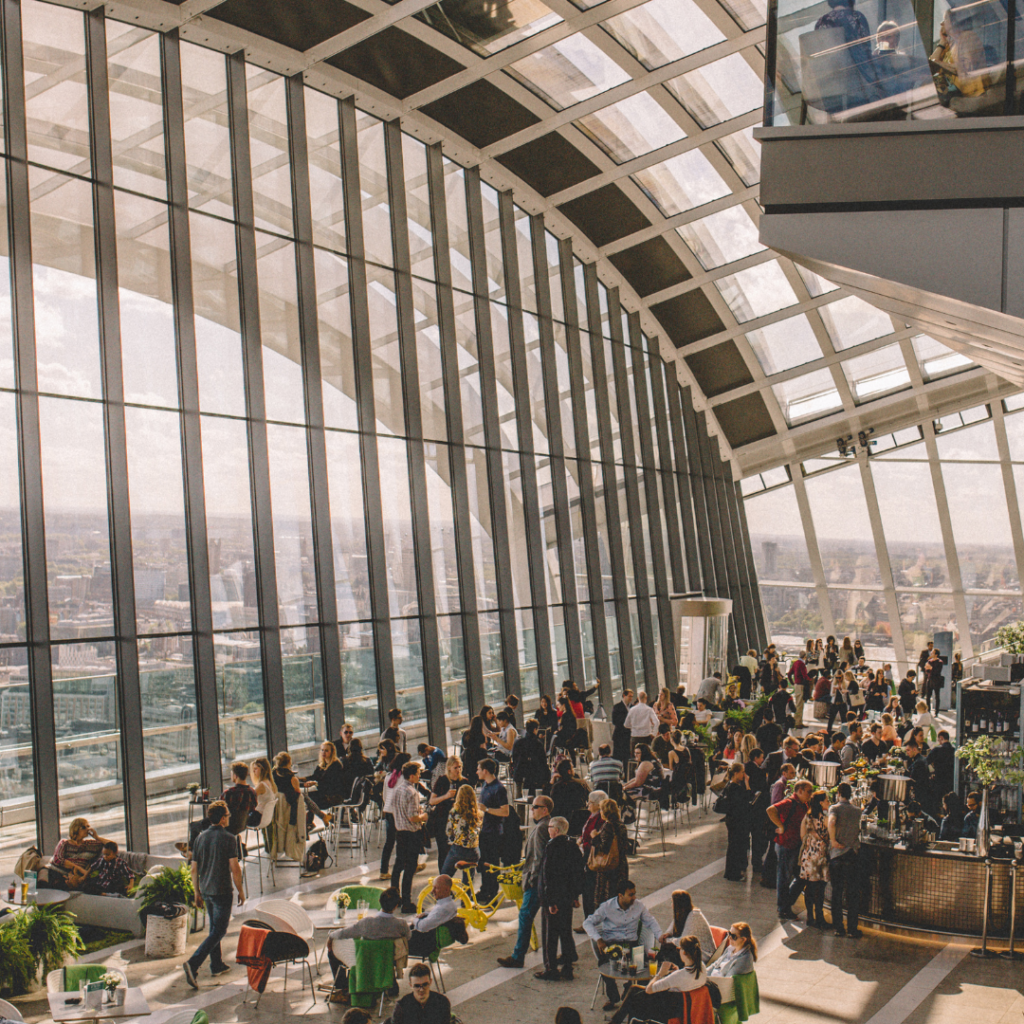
[0,916,36,996]
[137,865,195,915]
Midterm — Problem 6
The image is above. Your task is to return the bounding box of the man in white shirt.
[408,874,459,957]
[583,880,661,1010]
[740,649,759,679]
[624,692,659,748]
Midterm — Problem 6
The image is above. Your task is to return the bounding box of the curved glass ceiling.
[93,0,1011,472]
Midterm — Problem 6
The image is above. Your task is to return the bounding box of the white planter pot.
[145,912,188,958]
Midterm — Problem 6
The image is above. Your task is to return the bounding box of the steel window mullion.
[2,0,59,852]
[531,216,583,688]
[732,477,769,650]
[792,469,836,639]
[226,50,287,756]
[609,297,656,688]
[161,29,221,790]
[666,381,702,593]
[285,74,344,736]
[498,191,553,696]
[426,142,484,715]
[559,242,610,701]
[583,269,634,692]
[708,434,748,657]
[627,316,675,687]
[720,459,759,653]
[338,97,394,721]
[647,352,686,594]
[86,8,148,850]
[680,388,717,597]
[464,167,519,694]
[384,120,444,743]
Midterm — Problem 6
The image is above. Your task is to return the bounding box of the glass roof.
[576,91,687,163]
[773,368,843,425]
[509,33,631,109]
[913,334,975,381]
[746,313,822,374]
[666,52,764,128]
[842,343,912,404]
[601,0,725,70]
[632,149,731,216]
[416,0,563,57]
[715,260,799,322]
[676,203,764,269]
[819,295,895,351]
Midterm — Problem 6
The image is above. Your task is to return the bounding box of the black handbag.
[706,979,723,1008]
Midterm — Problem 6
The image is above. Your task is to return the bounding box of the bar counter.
[825,838,1024,937]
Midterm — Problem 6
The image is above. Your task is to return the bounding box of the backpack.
[302,838,331,873]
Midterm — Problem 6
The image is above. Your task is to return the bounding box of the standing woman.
[271,751,308,869]
[590,798,630,906]
[379,752,411,880]
[866,671,888,713]
[429,756,468,873]
[550,696,580,759]
[654,688,678,729]
[798,791,831,928]
[823,636,839,674]
[841,637,855,665]
[461,716,488,785]
[577,789,607,927]
[826,673,848,733]
[950,651,964,688]
[441,784,481,877]
[721,763,754,882]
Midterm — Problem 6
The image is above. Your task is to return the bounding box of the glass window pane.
[31,171,100,399]
[191,212,246,417]
[325,430,371,622]
[537,458,560,604]
[181,43,233,219]
[490,304,520,450]
[602,0,725,69]
[715,126,760,186]
[215,631,265,765]
[819,296,894,351]
[616,465,636,596]
[125,407,191,634]
[718,0,767,29]
[412,277,447,442]
[941,462,1018,591]
[316,249,359,431]
[758,584,822,645]
[593,461,615,600]
[912,334,974,381]
[444,161,473,292]
[201,415,258,629]
[39,398,113,640]
[1006,412,1024,461]
[0,166,9,390]
[481,183,505,301]
[842,344,911,403]
[52,643,124,845]
[339,623,377,734]
[553,322,575,457]
[716,260,798,322]
[805,464,882,586]
[282,626,323,754]
[677,204,764,269]
[267,424,317,624]
[576,92,687,163]
[425,443,460,615]
[402,135,434,282]
[503,452,532,607]
[358,115,392,269]
[246,67,293,236]
[106,23,165,199]
[667,52,763,127]
[115,192,177,409]
[0,395,25,639]
[379,437,417,616]
[454,296,484,447]
[897,592,959,666]
[872,461,949,589]
[550,604,568,685]
[746,313,822,375]
[0,650,34,861]
[367,265,407,436]
[467,448,499,611]
[936,420,999,461]
[545,232,564,324]
[633,149,731,217]
[479,610,504,706]
[830,590,892,659]
[514,206,537,313]
[523,314,548,453]
[416,0,562,56]
[773,368,842,425]
[305,87,346,255]
[566,460,589,603]
[517,607,539,699]
[796,264,839,297]
[258,235,306,424]
[393,618,425,724]
[439,614,468,719]
[509,32,630,109]
[23,0,88,177]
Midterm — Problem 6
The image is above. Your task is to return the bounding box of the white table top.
[48,989,151,1022]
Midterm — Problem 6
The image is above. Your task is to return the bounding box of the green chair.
[46,966,126,993]
[338,885,382,911]
[718,971,760,1024]
[408,923,455,993]
[347,937,395,1013]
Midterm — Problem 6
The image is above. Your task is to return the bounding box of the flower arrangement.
[100,973,122,992]
[331,891,351,909]
[186,782,200,796]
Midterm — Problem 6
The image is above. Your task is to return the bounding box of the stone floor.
[9,786,1023,1024]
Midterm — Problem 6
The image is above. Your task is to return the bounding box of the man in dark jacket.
[536,816,585,981]
[511,719,549,795]
[387,963,450,1024]
[611,690,635,765]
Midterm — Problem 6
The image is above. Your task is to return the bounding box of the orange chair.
[710,925,729,948]
[666,985,715,1024]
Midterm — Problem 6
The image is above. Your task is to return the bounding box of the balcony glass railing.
[765,0,1024,124]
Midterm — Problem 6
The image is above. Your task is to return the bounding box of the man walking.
[827,783,863,937]
[536,816,584,982]
[767,779,813,920]
[496,796,552,969]
[183,801,245,988]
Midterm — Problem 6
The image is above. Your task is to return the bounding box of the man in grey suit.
[325,887,409,1001]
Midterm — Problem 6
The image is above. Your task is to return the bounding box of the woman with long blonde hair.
[654,687,678,728]
[441,783,481,877]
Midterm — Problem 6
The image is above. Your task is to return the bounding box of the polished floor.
[8,783,1023,1024]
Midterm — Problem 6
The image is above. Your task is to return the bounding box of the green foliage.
[956,736,1024,788]
[137,865,194,914]
[78,927,133,957]
[15,903,85,977]
[995,620,1024,655]
[725,693,770,735]
[0,917,35,996]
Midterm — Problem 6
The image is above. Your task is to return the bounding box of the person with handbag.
[590,798,630,906]
[798,791,831,928]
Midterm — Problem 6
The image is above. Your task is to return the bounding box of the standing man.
[393,762,430,913]
[760,763,796,889]
[827,783,863,937]
[496,796,553,969]
[766,779,813,921]
[183,801,244,988]
[611,690,635,765]
[898,670,918,718]
[337,723,355,756]
[841,723,863,769]
[695,672,722,705]
[536,816,584,981]
[928,730,955,804]
[624,692,659,749]
[381,708,408,752]
[475,759,509,904]
[789,653,811,728]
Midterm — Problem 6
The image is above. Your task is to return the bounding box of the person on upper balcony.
[815,0,885,100]
[930,7,990,99]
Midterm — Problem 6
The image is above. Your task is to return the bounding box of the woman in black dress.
[460,716,488,784]
[721,762,754,882]
[428,755,469,872]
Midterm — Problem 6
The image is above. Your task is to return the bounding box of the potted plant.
[956,736,1024,857]
[0,918,35,997]
[17,903,84,978]
[100,972,125,1006]
[138,865,194,958]
[186,782,200,802]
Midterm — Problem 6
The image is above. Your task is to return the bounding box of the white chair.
[252,899,318,974]
[0,998,24,1021]
[46,967,127,993]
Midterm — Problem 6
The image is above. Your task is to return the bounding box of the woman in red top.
[558,687,584,720]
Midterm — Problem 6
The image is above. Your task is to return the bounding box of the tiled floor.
[9,791,1022,1024]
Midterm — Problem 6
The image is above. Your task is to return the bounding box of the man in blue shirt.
[416,743,446,778]
[962,791,981,840]
[475,759,509,903]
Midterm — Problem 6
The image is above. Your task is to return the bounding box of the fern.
[16,903,85,976]
[137,865,194,913]
[0,919,35,996]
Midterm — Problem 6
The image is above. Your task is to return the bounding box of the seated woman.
[535,694,560,736]
[938,791,964,841]
[337,739,375,803]
[912,700,935,732]
[707,921,757,978]
[50,818,112,890]
[930,7,991,101]
[609,935,709,1024]
[303,741,346,811]
[622,743,666,819]
[880,712,901,747]
[549,697,580,759]
[489,710,518,763]
[652,723,682,771]
[693,700,712,726]
[658,889,716,962]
